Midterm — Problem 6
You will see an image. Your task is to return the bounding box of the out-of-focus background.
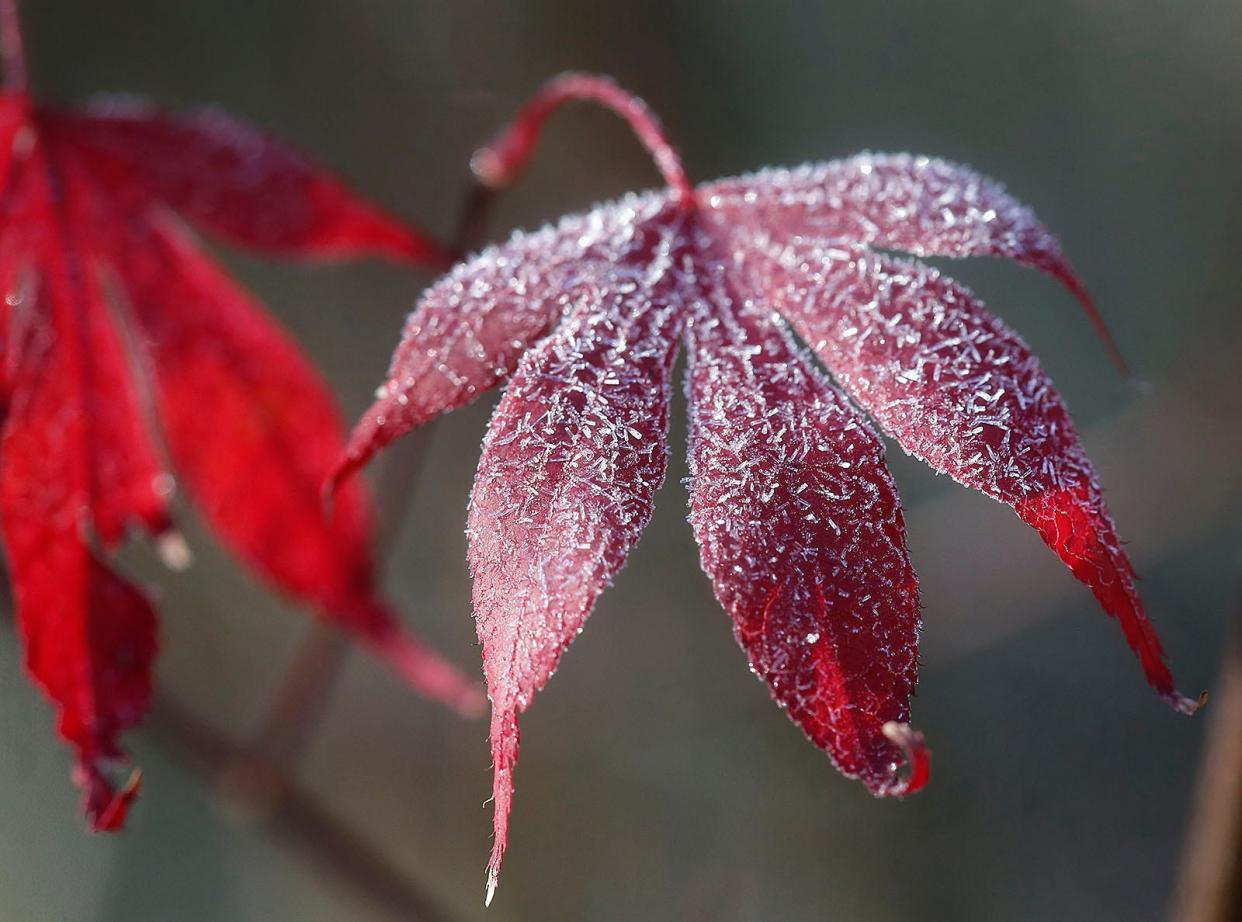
[2,1,1240,920]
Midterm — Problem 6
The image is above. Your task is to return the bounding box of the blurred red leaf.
[335,74,1200,900]
[0,7,476,831]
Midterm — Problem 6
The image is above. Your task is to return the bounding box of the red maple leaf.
[0,2,480,831]
[334,74,1203,902]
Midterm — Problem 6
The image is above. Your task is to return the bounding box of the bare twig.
[149,695,458,922]
[232,624,350,782]
[183,170,505,917]
[448,181,498,262]
[1171,601,1242,922]
[236,425,440,778]
[234,141,505,775]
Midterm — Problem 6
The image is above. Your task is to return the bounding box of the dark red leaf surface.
[684,241,926,798]
[340,76,1200,900]
[0,65,473,827]
[706,155,1127,373]
[719,236,1199,714]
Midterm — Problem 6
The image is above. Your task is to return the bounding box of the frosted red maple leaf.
[0,1,479,831]
[334,74,1204,902]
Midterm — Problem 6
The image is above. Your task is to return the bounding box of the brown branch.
[1171,601,1242,922]
[0,603,460,920]
[235,167,499,774]
[236,425,440,776]
[149,695,458,922]
[239,623,351,771]
[449,181,498,262]
[162,173,506,918]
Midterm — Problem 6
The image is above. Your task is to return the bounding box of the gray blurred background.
[2,1,1240,920]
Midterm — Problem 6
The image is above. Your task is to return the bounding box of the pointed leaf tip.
[880,722,931,796]
[1169,689,1208,716]
[85,766,143,832]
[1012,486,1196,714]
[484,867,499,907]
[322,451,362,511]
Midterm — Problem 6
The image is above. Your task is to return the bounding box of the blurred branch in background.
[0,396,462,921]
[135,177,508,921]
[226,163,499,780]
[230,425,439,787]
[149,694,459,922]
[1172,595,1242,922]
[233,166,499,780]
[0,590,464,922]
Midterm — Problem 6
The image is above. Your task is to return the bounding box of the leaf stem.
[471,72,695,206]
[0,0,26,93]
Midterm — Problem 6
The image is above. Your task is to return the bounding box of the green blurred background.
[3,1,1240,919]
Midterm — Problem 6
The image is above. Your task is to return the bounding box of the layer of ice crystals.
[684,230,921,794]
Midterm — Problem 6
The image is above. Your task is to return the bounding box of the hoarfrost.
[345,150,1197,891]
